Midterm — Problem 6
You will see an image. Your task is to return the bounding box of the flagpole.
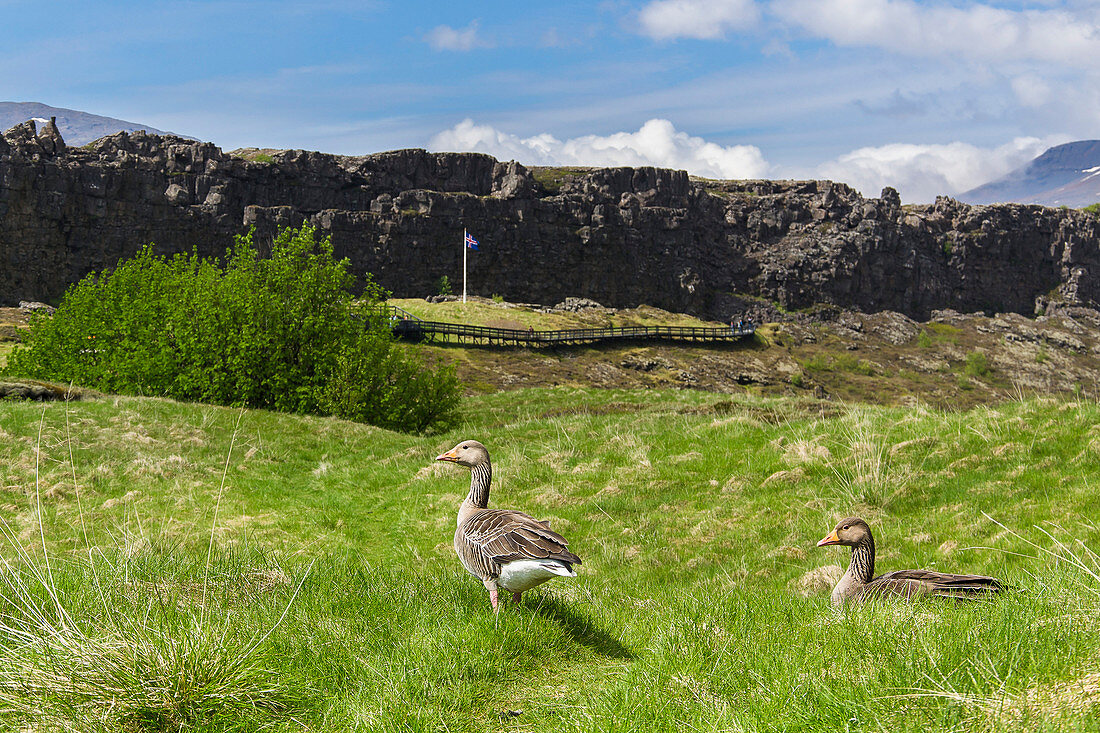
[462,228,467,303]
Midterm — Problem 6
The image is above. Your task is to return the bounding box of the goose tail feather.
[930,575,1003,599]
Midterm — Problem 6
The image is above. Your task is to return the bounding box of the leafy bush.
[964,351,992,378]
[5,225,460,433]
[801,354,832,373]
[435,275,452,296]
[919,322,961,347]
[852,358,876,376]
[1083,202,1100,217]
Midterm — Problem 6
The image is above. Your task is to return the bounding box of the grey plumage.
[436,440,581,611]
[817,516,1002,605]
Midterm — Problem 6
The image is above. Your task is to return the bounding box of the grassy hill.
[2,387,1100,731]
[9,296,1100,409]
[389,297,1100,409]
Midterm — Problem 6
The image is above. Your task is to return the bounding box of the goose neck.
[848,536,875,583]
[465,462,492,509]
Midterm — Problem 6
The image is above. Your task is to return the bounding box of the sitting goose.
[436,440,581,612]
[816,517,1002,605]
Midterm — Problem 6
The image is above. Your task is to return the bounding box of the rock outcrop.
[2,121,1099,322]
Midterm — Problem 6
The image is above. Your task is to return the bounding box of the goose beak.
[436,448,459,462]
[817,530,841,547]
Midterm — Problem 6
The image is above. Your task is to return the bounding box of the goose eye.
[842,525,850,530]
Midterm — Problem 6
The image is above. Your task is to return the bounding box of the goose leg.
[512,591,523,605]
[483,579,500,613]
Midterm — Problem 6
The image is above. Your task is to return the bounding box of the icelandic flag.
[465,232,480,251]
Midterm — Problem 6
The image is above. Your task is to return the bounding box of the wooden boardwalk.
[377,305,755,347]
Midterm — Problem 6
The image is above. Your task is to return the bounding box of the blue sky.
[2,0,1098,202]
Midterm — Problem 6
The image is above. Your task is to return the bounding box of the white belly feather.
[497,559,576,592]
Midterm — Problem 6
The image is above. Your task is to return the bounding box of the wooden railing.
[369,305,755,347]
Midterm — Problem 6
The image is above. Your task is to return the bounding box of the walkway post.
[462,228,467,304]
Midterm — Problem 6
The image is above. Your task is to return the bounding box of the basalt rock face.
[2,122,1099,322]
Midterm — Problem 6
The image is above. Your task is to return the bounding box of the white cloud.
[814,136,1065,203]
[637,0,761,40]
[429,118,771,179]
[424,22,488,52]
[1011,74,1053,108]
[772,0,1100,66]
[1014,72,1100,135]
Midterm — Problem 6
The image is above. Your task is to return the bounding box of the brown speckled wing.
[868,569,1002,600]
[463,509,582,568]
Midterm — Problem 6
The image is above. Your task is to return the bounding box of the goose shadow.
[525,595,634,660]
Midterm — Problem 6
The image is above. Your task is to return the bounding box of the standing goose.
[436,440,581,612]
[816,517,1002,606]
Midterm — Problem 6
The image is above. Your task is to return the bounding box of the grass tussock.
[0,411,312,732]
[0,531,313,732]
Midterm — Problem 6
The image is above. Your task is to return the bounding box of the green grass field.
[1,389,1100,731]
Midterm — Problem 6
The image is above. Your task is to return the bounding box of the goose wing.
[867,569,1002,600]
[462,509,581,567]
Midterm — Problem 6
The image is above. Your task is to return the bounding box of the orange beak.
[435,448,459,462]
[817,529,841,547]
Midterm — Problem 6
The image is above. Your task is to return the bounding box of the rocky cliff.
[3,120,1099,322]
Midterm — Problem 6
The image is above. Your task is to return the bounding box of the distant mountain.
[960,140,1100,208]
[0,101,190,146]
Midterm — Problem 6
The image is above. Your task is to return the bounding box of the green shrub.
[801,353,874,376]
[435,275,452,296]
[922,322,961,346]
[5,225,460,433]
[801,354,831,373]
[853,358,876,376]
[1083,203,1100,217]
[964,351,992,378]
